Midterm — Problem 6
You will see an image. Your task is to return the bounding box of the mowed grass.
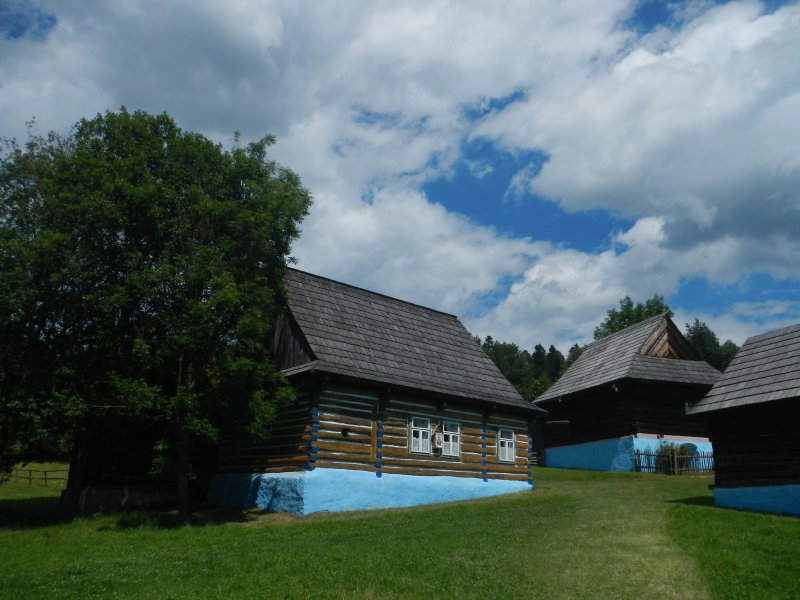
[1,467,798,599]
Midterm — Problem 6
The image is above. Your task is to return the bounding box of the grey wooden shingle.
[284,269,541,413]
[535,314,719,403]
[689,322,800,414]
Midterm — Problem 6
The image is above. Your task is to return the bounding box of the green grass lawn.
[1,467,798,599]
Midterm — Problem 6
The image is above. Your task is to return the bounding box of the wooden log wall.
[379,393,534,482]
[218,382,538,482]
[710,400,800,488]
[217,392,313,474]
[311,387,380,472]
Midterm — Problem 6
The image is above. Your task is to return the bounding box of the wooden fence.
[634,450,714,475]
[8,468,69,487]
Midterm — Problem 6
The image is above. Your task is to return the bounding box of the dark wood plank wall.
[270,313,315,371]
[710,399,800,488]
[540,388,634,448]
[629,381,709,438]
[541,380,710,448]
[217,393,312,473]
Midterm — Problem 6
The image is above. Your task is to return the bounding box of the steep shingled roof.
[689,322,800,415]
[535,314,719,403]
[283,269,542,413]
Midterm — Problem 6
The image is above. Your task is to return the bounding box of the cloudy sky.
[2,0,799,352]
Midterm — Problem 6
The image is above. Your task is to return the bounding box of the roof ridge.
[583,312,667,350]
[741,322,800,347]
[286,267,459,320]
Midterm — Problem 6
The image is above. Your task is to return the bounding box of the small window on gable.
[410,416,431,454]
[498,429,515,463]
[441,421,461,458]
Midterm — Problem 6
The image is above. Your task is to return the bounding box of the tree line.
[480,295,739,402]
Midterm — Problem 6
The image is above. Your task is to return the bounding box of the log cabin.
[533,314,719,471]
[688,323,800,516]
[208,268,545,514]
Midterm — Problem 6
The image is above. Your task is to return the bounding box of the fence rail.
[8,468,69,486]
[634,450,714,475]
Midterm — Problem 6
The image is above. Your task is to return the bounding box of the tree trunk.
[60,415,104,515]
[175,414,191,522]
[175,353,194,522]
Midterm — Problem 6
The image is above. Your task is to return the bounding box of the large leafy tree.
[0,109,311,518]
[593,295,673,340]
[0,126,81,480]
[684,319,739,371]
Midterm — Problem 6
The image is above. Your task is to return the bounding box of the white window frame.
[498,429,515,463]
[441,421,461,458]
[410,416,432,454]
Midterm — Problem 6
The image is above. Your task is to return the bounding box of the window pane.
[412,417,429,429]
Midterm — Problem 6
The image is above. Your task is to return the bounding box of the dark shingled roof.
[689,322,800,415]
[283,269,541,413]
[535,314,720,403]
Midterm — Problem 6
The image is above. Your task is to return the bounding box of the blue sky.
[1,0,799,352]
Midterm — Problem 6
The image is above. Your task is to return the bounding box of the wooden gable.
[639,317,698,360]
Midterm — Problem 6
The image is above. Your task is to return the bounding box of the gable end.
[271,311,316,371]
[640,316,697,360]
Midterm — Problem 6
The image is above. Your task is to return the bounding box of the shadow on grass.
[0,496,72,529]
[668,495,716,507]
[1,495,261,531]
[102,505,258,530]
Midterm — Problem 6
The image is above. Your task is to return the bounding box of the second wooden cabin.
[209,268,545,514]
[534,314,720,471]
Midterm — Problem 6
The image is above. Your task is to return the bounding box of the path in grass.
[0,468,779,599]
[527,469,711,599]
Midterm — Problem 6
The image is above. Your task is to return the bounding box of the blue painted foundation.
[208,468,532,515]
[544,436,713,472]
[714,484,800,516]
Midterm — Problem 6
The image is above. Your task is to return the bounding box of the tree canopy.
[0,109,311,517]
[684,319,739,371]
[590,296,738,371]
[479,337,564,401]
[593,295,672,340]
